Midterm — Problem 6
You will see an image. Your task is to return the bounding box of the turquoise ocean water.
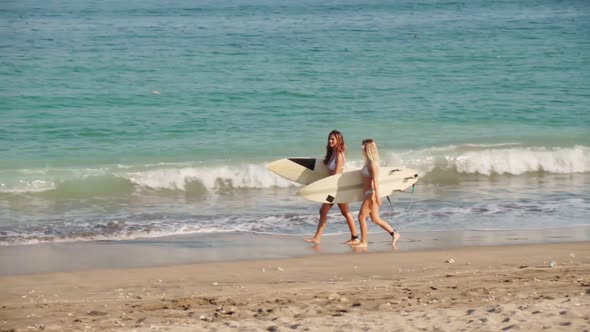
[1,0,589,246]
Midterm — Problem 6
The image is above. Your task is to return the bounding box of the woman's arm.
[334,152,345,175]
[370,162,381,205]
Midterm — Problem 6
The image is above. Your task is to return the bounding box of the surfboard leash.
[386,184,417,234]
[387,184,416,210]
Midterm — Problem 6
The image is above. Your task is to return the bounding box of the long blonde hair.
[362,139,379,164]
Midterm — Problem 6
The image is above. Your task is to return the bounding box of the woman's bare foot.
[304,237,320,245]
[344,236,360,245]
[351,241,368,248]
[392,231,401,249]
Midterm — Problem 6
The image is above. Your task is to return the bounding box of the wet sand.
[1,226,589,275]
[1,237,589,331]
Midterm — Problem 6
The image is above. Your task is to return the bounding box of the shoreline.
[1,226,589,276]
[1,242,588,331]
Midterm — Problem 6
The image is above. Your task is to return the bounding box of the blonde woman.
[305,130,360,245]
[355,139,400,248]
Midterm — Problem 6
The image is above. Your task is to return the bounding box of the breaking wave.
[0,145,588,197]
[384,144,590,178]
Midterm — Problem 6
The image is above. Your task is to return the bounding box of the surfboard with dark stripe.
[265,158,330,185]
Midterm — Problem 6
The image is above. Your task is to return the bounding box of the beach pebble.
[216,306,237,315]
[199,315,212,322]
[446,258,455,264]
[549,261,557,268]
[277,267,285,271]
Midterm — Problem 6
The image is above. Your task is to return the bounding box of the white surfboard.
[297,167,418,204]
[266,158,330,185]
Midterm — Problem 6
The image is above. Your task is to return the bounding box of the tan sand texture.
[1,242,589,331]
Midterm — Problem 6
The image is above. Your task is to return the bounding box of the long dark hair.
[323,130,346,165]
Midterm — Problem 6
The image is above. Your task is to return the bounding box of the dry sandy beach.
[1,240,589,332]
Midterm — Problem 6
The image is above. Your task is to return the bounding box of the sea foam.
[0,145,588,195]
[125,164,295,191]
[385,145,590,176]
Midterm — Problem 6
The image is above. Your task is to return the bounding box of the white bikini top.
[328,154,345,171]
[361,165,371,178]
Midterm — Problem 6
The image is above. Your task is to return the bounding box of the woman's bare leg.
[369,204,400,249]
[338,203,359,245]
[305,203,332,244]
[353,198,371,247]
